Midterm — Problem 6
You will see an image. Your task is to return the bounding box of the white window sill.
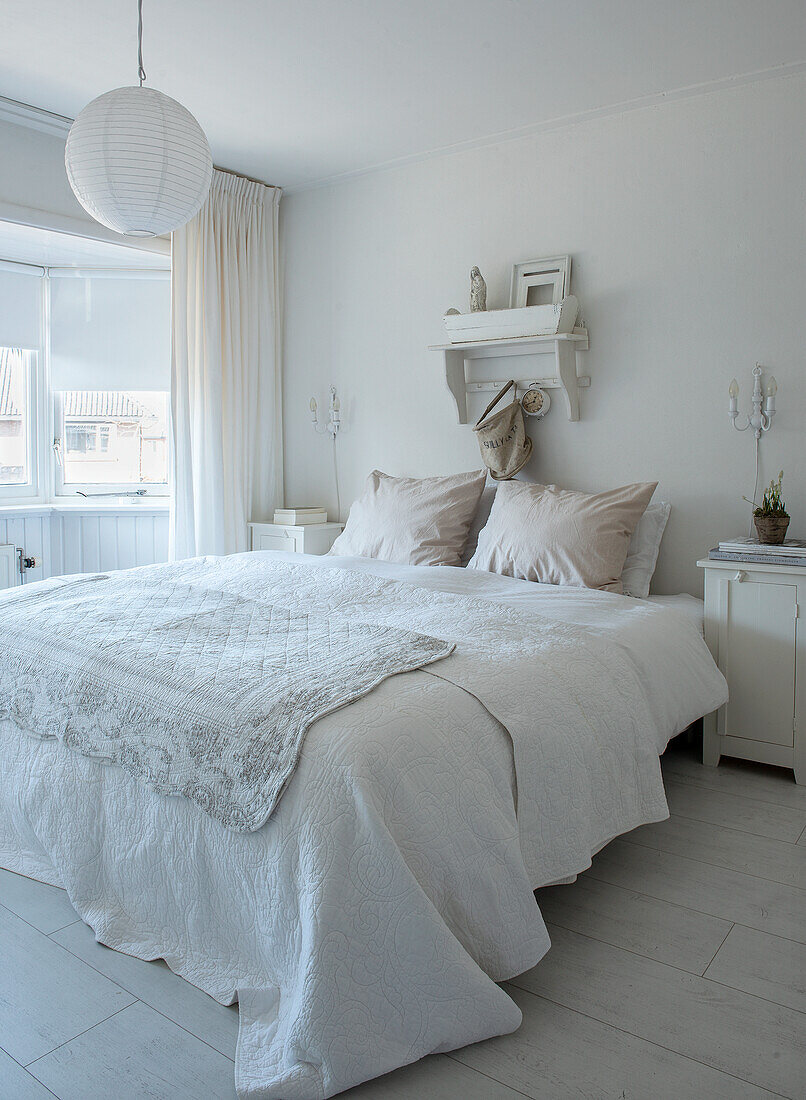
[0,500,171,515]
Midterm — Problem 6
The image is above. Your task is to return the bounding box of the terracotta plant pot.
[754,514,790,545]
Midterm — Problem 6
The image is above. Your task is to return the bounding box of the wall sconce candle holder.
[310,385,343,519]
[729,364,776,440]
[310,386,341,438]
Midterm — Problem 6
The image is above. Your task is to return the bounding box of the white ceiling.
[2,1,805,190]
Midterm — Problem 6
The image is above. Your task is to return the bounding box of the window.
[49,272,171,498]
[0,227,171,505]
[66,422,97,455]
[57,391,169,492]
[0,348,35,491]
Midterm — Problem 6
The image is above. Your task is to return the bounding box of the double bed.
[0,549,727,1099]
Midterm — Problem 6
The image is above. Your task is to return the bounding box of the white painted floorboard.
[341,1054,527,1099]
[26,1002,238,1100]
[51,921,240,1060]
[0,868,80,936]
[704,924,806,1014]
[512,923,803,1097]
[624,813,806,889]
[0,1048,54,1100]
[0,905,135,1067]
[0,739,804,1098]
[535,874,732,973]
[662,751,806,810]
[586,839,806,944]
[663,777,806,842]
[453,983,775,1100]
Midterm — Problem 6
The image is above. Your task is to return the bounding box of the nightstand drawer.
[248,521,343,556]
[253,529,301,553]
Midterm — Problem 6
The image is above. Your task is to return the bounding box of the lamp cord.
[137,0,147,86]
[332,435,341,521]
[750,433,760,537]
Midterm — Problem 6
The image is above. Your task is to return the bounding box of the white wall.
[0,118,80,219]
[282,74,806,596]
[0,116,169,254]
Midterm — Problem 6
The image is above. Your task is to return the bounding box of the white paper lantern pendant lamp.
[65,0,212,237]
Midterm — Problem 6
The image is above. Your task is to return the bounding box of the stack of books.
[709,536,806,567]
[273,507,327,526]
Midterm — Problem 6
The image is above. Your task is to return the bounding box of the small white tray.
[443,296,578,343]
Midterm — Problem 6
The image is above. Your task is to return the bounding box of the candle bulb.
[729,378,739,417]
[309,397,317,421]
[765,375,777,415]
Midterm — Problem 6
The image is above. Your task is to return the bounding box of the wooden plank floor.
[1,739,804,1099]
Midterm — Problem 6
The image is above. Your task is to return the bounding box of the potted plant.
[752,470,790,545]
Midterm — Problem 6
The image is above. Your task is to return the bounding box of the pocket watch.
[520,385,551,419]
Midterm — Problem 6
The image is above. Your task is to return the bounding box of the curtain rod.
[0,98,278,191]
[0,94,72,138]
[0,93,72,124]
[214,164,280,191]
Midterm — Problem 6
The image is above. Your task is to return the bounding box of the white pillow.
[330,469,487,567]
[468,479,657,592]
[620,501,671,599]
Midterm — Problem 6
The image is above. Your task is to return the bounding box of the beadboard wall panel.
[0,509,169,581]
[0,511,50,585]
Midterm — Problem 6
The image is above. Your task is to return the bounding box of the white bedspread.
[0,569,454,832]
[0,553,728,1099]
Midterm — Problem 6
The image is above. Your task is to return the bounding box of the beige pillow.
[468,480,657,592]
[330,469,487,567]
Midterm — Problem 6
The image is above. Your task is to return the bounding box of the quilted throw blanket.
[0,572,454,831]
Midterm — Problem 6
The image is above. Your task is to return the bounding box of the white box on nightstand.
[248,521,343,556]
[698,558,804,785]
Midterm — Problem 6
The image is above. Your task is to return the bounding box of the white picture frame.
[510,256,571,308]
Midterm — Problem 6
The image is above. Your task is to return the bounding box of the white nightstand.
[248,521,343,556]
[698,558,804,784]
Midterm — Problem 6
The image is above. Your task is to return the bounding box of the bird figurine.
[470,266,487,312]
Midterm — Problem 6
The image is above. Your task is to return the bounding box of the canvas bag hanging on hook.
[473,380,532,480]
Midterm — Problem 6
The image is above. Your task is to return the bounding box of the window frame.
[0,346,45,502]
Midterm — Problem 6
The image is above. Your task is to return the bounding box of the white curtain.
[170,169,282,559]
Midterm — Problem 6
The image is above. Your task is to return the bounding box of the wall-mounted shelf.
[428,330,589,423]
